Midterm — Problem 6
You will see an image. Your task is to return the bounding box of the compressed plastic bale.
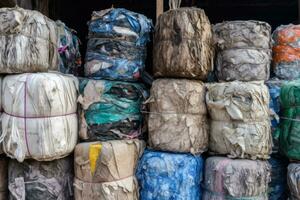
[136,149,203,200]
[0,7,58,73]
[278,79,300,160]
[56,20,82,76]
[268,156,288,200]
[1,73,78,162]
[288,163,300,199]
[148,79,208,154]
[0,158,8,200]
[74,140,145,200]
[214,20,272,81]
[273,24,300,80]
[153,7,214,80]
[203,156,271,200]
[78,79,148,141]
[206,81,272,159]
[85,8,152,81]
[8,156,73,200]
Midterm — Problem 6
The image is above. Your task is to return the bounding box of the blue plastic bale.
[136,150,203,200]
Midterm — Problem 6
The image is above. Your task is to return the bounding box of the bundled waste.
[153,7,213,80]
[288,163,300,199]
[0,7,58,73]
[148,79,208,154]
[206,81,271,159]
[268,157,288,200]
[279,79,300,160]
[85,8,152,81]
[273,24,300,80]
[136,150,203,200]
[1,73,78,162]
[74,140,144,200]
[202,157,270,200]
[78,79,148,141]
[56,20,82,75]
[0,158,8,200]
[214,20,272,81]
[8,156,73,200]
[266,79,285,154]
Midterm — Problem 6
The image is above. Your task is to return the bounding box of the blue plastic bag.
[136,150,203,200]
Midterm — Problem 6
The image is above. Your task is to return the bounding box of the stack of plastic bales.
[0,7,80,199]
[136,2,213,199]
[75,8,152,199]
[202,20,272,199]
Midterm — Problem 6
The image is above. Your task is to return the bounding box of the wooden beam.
[299,0,300,23]
[156,0,164,19]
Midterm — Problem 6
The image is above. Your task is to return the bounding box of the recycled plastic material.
[288,163,300,199]
[273,24,300,80]
[136,150,203,200]
[153,7,214,80]
[206,81,272,159]
[0,7,58,73]
[85,8,152,81]
[202,157,270,200]
[214,20,272,81]
[1,73,78,162]
[148,79,208,154]
[56,20,82,75]
[74,140,145,200]
[0,158,8,200]
[78,79,148,141]
[8,156,73,200]
[279,79,300,160]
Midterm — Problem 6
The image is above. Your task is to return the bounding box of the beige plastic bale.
[1,73,78,162]
[214,20,272,81]
[203,157,270,200]
[0,7,58,73]
[74,139,145,200]
[148,79,208,154]
[0,158,8,200]
[153,7,214,80]
[288,163,300,199]
[206,81,271,159]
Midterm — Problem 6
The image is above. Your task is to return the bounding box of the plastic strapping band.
[280,117,300,122]
[24,75,31,157]
[141,111,202,115]
[3,111,77,119]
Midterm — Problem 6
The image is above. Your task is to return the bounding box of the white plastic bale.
[0,7,58,73]
[1,73,78,162]
[288,163,300,199]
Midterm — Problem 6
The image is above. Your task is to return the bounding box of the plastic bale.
[84,8,152,81]
[202,157,271,200]
[136,149,203,200]
[206,81,272,159]
[74,140,145,200]
[288,163,300,199]
[214,20,272,81]
[273,24,300,80]
[8,156,73,200]
[1,73,78,162]
[78,79,148,141]
[148,79,208,154]
[153,7,214,80]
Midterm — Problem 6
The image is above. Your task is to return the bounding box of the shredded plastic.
[288,163,300,199]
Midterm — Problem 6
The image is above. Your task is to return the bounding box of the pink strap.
[24,75,30,157]
[215,158,231,194]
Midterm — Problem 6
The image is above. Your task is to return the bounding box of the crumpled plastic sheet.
[202,156,271,200]
[0,7,59,73]
[279,79,300,160]
[136,149,203,200]
[214,20,272,81]
[273,24,300,80]
[8,156,73,200]
[74,140,144,200]
[153,7,214,80]
[206,81,272,159]
[288,163,300,199]
[148,79,208,154]
[0,158,8,200]
[78,79,148,141]
[1,73,78,162]
[268,156,288,200]
[85,8,152,81]
[56,20,82,76]
[266,79,286,154]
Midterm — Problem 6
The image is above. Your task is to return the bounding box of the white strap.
[169,0,182,10]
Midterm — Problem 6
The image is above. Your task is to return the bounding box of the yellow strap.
[89,144,102,175]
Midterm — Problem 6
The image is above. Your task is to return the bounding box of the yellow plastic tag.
[89,143,102,175]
